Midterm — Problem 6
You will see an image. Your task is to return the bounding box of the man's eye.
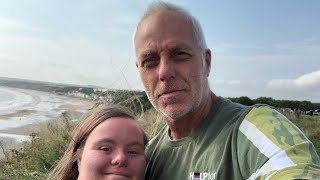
[176,51,186,55]
[172,51,190,59]
[142,58,158,68]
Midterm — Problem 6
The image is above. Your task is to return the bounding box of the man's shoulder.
[238,105,297,144]
[216,97,254,117]
[243,105,287,128]
[212,97,254,125]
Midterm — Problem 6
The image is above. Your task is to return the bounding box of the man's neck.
[166,92,217,140]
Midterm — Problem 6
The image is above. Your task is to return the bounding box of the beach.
[0,87,94,159]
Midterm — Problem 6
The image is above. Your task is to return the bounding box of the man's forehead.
[134,10,197,57]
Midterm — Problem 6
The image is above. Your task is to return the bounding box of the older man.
[134,2,320,180]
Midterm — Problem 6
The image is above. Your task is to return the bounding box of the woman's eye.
[100,146,112,152]
[127,147,144,155]
[128,150,138,154]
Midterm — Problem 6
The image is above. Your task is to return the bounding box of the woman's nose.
[111,151,128,167]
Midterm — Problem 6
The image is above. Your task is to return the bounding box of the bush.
[0,113,76,180]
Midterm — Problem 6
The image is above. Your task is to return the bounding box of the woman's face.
[77,117,146,180]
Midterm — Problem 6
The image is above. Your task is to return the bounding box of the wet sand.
[0,98,95,159]
[0,110,85,135]
[0,110,36,119]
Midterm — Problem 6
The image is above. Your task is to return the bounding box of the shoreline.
[0,109,91,160]
[0,97,94,135]
[0,110,36,119]
[0,86,96,130]
[0,89,95,159]
[0,110,86,136]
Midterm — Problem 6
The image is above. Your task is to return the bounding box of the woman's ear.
[76,149,82,170]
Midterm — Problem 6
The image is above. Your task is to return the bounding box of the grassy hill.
[0,76,99,94]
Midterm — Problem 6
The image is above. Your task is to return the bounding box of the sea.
[0,86,89,142]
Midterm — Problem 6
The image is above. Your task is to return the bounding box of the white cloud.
[0,52,9,59]
[267,70,320,91]
[114,16,137,24]
[0,17,41,31]
[0,34,139,89]
[213,79,241,85]
[209,42,264,54]
[273,37,320,53]
[209,39,320,102]
[103,16,137,36]
[103,27,131,35]
[228,80,241,85]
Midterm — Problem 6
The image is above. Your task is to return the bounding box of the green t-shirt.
[145,97,320,180]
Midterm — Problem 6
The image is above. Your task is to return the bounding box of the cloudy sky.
[0,0,319,102]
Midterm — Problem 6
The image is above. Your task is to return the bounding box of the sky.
[0,0,319,102]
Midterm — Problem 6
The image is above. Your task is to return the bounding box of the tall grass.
[0,109,319,179]
[137,108,165,138]
[283,112,320,154]
[0,115,76,180]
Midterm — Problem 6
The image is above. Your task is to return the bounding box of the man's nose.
[158,56,175,81]
[111,151,128,167]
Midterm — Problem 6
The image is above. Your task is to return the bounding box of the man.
[134,2,320,180]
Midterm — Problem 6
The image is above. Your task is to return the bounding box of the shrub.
[0,113,76,179]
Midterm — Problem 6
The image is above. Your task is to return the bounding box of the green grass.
[137,108,165,138]
[0,109,319,179]
[285,113,320,155]
[0,117,75,180]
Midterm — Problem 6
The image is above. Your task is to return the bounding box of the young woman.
[47,105,148,180]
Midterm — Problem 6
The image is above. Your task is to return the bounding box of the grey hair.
[134,1,207,52]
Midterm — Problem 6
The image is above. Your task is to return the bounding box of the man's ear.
[205,49,211,77]
[136,61,138,68]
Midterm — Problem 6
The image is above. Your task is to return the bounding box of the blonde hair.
[47,104,148,180]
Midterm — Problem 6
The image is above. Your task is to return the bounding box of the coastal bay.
[0,86,94,159]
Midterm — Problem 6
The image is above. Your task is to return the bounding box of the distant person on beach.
[134,2,320,179]
[47,105,148,180]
